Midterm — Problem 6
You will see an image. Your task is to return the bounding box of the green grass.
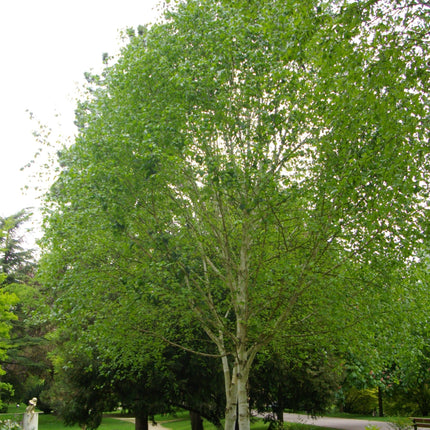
[0,408,137,430]
[38,414,137,430]
[98,417,137,430]
[0,405,342,430]
[322,412,399,422]
[153,413,334,430]
[39,414,80,430]
[153,410,192,423]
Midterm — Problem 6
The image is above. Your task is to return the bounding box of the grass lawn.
[163,418,336,430]
[0,405,136,430]
[322,412,403,422]
[153,411,335,430]
[1,405,380,430]
[37,411,335,430]
[38,415,137,430]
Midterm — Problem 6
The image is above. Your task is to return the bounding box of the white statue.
[23,398,38,430]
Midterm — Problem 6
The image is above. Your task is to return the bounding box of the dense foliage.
[38,0,430,429]
[0,211,36,410]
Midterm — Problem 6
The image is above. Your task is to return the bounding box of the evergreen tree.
[0,210,52,408]
[0,210,35,284]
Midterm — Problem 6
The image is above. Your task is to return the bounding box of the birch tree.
[40,1,430,429]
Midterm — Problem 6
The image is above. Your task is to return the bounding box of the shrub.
[343,387,378,415]
[388,417,413,430]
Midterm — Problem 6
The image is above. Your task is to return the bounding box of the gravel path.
[114,416,173,430]
[283,413,394,430]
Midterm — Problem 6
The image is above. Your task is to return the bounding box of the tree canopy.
[39,1,430,429]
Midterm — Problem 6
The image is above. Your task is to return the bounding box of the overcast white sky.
[0,0,161,241]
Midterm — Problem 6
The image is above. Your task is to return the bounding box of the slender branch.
[137,327,229,359]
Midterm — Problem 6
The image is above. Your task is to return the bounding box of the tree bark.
[237,372,250,430]
[135,408,149,430]
[378,387,384,417]
[190,411,204,430]
[224,357,252,430]
[274,399,284,425]
[224,222,255,430]
[224,364,238,430]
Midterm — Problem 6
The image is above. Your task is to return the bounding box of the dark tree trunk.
[378,387,384,417]
[418,395,430,417]
[275,402,284,425]
[190,411,204,430]
[135,408,149,430]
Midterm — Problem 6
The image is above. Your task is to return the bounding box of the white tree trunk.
[226,220,252,430]
[223,357,251,430]
[222,355,237,430]
[237,365,250,430]
[224,377,238,430]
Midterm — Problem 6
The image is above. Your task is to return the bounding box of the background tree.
[389,332,430,416]
[47,342,116,430]
[38,218,225,430]
[374,254,430,417]
[0,210,35,284]
[0,212,32,410]
[0,272,18,411]
[0,210,52,409]
[161,345,225,430]
[39,1,430,429]
[250,346,343,424]
[333,253,430,417]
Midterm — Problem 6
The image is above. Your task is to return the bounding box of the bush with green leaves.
[343,387,378,415]
[388,417,413,430]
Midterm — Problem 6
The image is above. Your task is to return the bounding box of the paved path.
[114,416,169,429]
[283,413,393,430]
